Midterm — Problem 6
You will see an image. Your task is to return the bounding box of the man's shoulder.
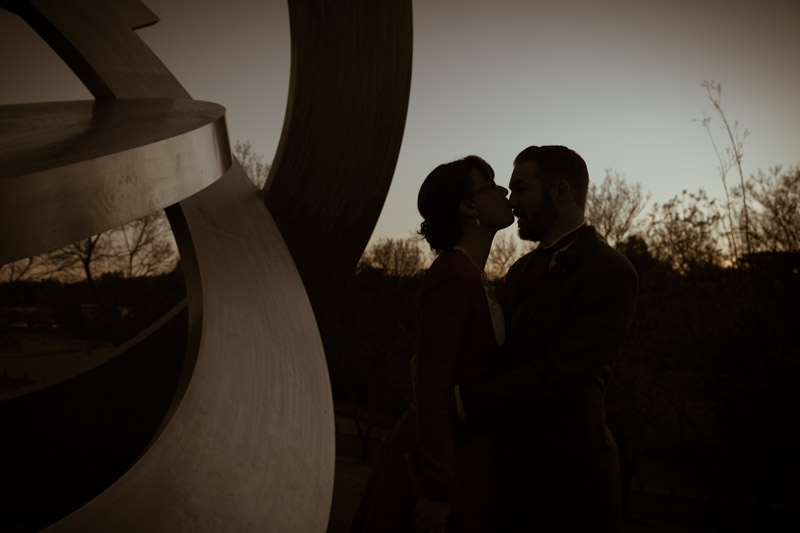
[587,234,634,265]
[578,234,639,295]
[508,249,536,275]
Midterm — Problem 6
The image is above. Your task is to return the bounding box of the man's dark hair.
[417,155,494,253]
[514,145,589,209]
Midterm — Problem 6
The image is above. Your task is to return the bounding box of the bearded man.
[458,145,638,532]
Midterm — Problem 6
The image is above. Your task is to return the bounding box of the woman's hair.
[417,155,494,253]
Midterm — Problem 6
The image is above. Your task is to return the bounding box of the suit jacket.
[460,226,638,529]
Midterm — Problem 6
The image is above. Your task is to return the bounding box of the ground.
[329,420,799,532]
[2,331,795,531]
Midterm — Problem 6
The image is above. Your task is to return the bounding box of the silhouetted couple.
[351,146,638,532]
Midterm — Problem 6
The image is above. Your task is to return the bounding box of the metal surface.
[266,0,413,315]
[43,164,335,532]
[0,301,191,532]
[1,0,412,530]
[0,99,230,264]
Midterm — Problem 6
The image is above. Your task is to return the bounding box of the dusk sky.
[2,0,798,246]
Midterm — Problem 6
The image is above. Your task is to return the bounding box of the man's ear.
[552,179,572,205]
[459,199,477,217]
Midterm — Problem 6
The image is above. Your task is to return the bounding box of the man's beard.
[517,195,557,242]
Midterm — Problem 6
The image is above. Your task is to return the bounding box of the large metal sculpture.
[0,0,412,531]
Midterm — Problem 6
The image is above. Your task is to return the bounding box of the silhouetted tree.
[359,237,428,277]
[646,189,721,273]
[585,169,650,248]
[44,235,111,295]
[697,80,752,263]
[320,263,419,461]
[233,140,270,188]
[2,211,179,286]
[736,165,800,253]
[114,212,177,278]
[1,256,44,283]
[486,231,527,280]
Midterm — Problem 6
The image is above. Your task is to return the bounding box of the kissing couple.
[351,145,638,532]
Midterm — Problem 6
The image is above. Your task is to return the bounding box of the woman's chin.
[497,212,515,229]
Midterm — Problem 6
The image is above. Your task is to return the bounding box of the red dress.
[350,249,499,532]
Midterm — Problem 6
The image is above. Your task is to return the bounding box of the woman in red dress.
[350,155,514,533]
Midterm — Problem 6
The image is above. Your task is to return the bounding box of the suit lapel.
[503,253,533,310]
[508,264,566,335]
[507,227,600,338]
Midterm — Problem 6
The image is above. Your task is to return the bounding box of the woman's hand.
[412,495,451,533]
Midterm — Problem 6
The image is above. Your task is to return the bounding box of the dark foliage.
[607,239,799,523]
[320,266,420,424]
[322,234,799,527]
[0,266,185,345]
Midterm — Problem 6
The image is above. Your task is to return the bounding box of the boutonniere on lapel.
[552,247,579,273]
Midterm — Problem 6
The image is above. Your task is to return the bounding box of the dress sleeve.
[415,263,473,502]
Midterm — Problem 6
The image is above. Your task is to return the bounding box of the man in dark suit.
[458,145,638,531]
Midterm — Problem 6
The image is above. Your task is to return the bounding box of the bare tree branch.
[486,231,522,280]
[646,189,721,274]
[586,169,650,248]
[1,257,38,283]
[359,237,426,277]
[699,80,752,261]
[113,211,177,277]
[233,139,271,188]
[738,165,800,253]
